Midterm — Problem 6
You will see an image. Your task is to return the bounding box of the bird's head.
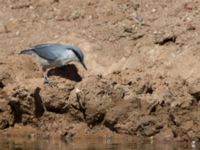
[66,45,87,70]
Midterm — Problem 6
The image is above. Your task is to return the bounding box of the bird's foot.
[44,78,57,86]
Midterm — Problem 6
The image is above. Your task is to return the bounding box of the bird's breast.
[32,50,78,68]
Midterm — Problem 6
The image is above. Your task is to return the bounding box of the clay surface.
[0,0,200,141]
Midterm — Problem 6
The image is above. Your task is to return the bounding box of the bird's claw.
[44,78,57,86]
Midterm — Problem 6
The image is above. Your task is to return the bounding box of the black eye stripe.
[70,49,82,62]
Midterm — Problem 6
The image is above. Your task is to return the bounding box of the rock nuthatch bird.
[19,43,87,84]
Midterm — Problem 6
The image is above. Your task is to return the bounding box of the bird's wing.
[32,44,67,61]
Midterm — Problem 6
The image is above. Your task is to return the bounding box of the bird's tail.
[16,49,33,55]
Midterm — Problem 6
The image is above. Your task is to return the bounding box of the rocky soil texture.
[0,0,200,141]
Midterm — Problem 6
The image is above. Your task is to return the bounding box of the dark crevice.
[8,99,22,123]
[159,36,176,45]
[0,81,5,89]
[191,92,200,102]
[169,113,177,126]
[45,102,69,114]
[31,87,45,118]
[142,83,154,94]
[146,87,153,94]
[0,119,9,129]
[61,131,75,142]
[149,105,156,114]
[155,35,177,45]
[87,112,105,127]
[71,94,86,120]
[104,120,118,132]
[49,64,82,82]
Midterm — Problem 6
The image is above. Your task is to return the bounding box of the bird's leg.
[43,68,55,85]
[43,68,50,83]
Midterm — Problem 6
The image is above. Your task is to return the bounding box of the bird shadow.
[48,64,82,82]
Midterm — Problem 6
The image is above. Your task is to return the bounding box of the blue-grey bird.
[19,43,87,84]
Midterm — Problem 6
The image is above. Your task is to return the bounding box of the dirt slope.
[0,0,200,141]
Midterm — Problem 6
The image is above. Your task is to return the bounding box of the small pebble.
[192,141,196,148]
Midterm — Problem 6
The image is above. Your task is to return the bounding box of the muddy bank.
[0,67,200,141]
[0,0,200,142]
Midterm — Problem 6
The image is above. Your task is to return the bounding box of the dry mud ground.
[0,0,200,142]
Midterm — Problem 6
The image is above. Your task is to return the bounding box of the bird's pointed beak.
[81,62,87,70]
